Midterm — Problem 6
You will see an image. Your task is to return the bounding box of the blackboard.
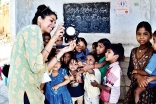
[63,2,110,33]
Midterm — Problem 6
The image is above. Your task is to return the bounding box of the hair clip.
[41,7,48,13]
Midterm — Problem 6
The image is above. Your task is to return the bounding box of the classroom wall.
[10,0,156,57]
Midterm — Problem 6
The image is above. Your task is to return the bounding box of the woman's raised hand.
[53,22,65,40]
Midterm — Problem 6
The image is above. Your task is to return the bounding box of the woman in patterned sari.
[8,4,76,104]
[124,21,156,104]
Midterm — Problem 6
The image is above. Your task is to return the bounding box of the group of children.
[41,33,125,104]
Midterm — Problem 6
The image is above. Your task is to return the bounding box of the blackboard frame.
[63,2,110,33]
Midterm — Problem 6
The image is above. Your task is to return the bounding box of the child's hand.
[52,84,60,90]
[91,80,98,87]
[132,69,138,74]
[69,75,75,81]
[78,61,83,67]
[76,74,82,83]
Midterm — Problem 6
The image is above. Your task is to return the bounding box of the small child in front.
[132,30,156,104]
[91,43,124,104]
[83,53,101,104]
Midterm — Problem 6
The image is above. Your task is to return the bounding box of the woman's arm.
[42,23,65,62]
[52,75,70,90]
[47,41,76,72]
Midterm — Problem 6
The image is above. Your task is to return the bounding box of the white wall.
[10,0,156,57]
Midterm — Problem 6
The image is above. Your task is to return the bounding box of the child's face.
[55,37,63,46]
[96,42,106,55]
[105,49,117,63]
[69,59,78,71]
[153,35,156,43]
[152,35,156,51]
[85,55,95,66]
[75,44,82,53]
[44,35,51,46]
[63,53,71,64]
[136,27,151,45]
[52,61,61,71]
[92,45,96,52]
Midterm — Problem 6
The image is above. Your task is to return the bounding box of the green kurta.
[8,25,47,104]
[98,56,109,84]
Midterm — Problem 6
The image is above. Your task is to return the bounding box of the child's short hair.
[109,43,124,61]
[153,30,156,36]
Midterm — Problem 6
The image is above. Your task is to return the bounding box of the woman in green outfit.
[8,4,76,104]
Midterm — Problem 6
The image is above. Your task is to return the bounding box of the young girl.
[124,21,156,104]
[44,61,72,104]
[83,53,101,104]
[96,38,111,84]
[61,51,74,71]
[67,58,84,104]
[132,30,156,103]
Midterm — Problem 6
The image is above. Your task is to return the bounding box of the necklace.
[138,46,148,52]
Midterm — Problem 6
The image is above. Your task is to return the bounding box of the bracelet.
[43,48,50,54]
[55,55,60,62]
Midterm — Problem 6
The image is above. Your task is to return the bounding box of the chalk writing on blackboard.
[63,2,110,33]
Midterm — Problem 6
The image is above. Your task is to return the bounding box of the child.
[44,61,72,104]
[43,33,51,47]
[92,42,97,53]
[67,58,84,104]
[96,38,111,84]
[124,21,156,104]
[83,53,101,104]
[75,37,89,62]
[91,43,124,104]
[132,30,156,104]
[61,51,74,71]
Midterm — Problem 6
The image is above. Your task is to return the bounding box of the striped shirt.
[84,68,101,98]
[104,62,122,103]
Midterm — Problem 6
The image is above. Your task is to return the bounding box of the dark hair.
[153,30,156,36]
[32,4,57,24]
[61,51,75,68]
[87,53,98,62]
[136,21,152,46]
[44,33,51,38]
[68,57,79,67]
[77,37,87,46]
[92,42,97,47]
[136,21,152,36]
[97,38,111,50]
[109,43,124,61]
[2,64,10,78]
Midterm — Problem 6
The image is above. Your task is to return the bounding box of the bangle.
[55,55,60,62]
[43,48,50,54]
